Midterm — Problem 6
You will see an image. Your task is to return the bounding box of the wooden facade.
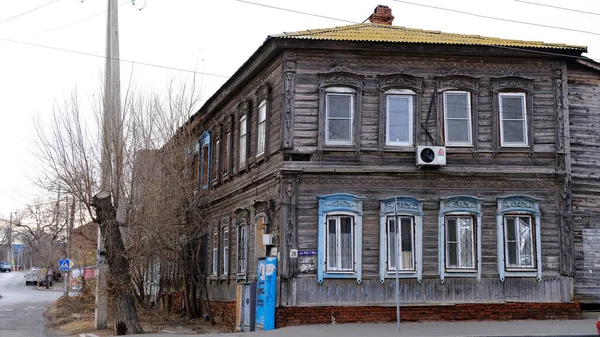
[175,6,600,325]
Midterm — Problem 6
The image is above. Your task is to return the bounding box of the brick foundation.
[210,301,582,330]
[275,302,582,328]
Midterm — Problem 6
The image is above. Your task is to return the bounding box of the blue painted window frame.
[438,196,482,283]
[379,197,423,283]
[496,195,542,281]
[317,193,364,284]
[200,131,211,190]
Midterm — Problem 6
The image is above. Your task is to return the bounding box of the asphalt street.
[0,270,62,337]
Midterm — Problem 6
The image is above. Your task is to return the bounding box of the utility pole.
[96,0,122,329]
[65,197,75,298]
[7,212,12,267]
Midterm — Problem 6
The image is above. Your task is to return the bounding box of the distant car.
[24,267,42,285]
[38,273,53,287]
[0,261,10,272]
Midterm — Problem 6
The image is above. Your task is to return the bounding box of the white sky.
[0,0,599,218]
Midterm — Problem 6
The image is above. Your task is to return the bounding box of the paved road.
[0,270,62,337]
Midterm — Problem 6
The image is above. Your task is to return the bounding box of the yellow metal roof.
[270,23,587,51]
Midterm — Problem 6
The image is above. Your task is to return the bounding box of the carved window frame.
[491,76,534,154]
[236,101,251,173]
[200,131,211,190]
[235,209,250,281]
[222,115,233,181]
[254,200,269,260]
[496,195,542,281]
[316,193,364,284]
[255,84,270,161]
[212,230,219,276]
[436,73,479,150]
[318,69,364,153]
[377,73,422,152]
[379,197,423,283]
[438,196,482,283]
[221,216,231,279]
[211,124,223,186]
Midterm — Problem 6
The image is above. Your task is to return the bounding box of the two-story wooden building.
[178,5,600,327]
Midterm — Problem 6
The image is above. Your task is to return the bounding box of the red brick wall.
[275,302,582,327]
[211,301,236,330]
[211,301,582,330]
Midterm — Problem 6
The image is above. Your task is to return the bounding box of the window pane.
[501,96,524,120]
[257,123,266,154]
[506,217,517,266]
[387,96,411,144]
[259,102,267,121]
[240,135,247,165]
[448,243,458,267]
[447,219,457,242]
[447,120,470,143]
[459,218,474,268]
[503,121,525,144]
[518,217,533,267]
[387,217,397,270]
[327,95,351,118]
[327,218,337,269]
[340,216,353,270]
[328,120,351,142]
[506,218,516,241]
[400,217,413,270]
[446,93,469,119]
[240,116,247,135]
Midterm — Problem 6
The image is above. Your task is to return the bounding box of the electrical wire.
[0,0,63,25]
[35,0,131,36]
[0,36,230,79]
[513,0,600,17]
[391,0,600,37]
[236,0,357,24]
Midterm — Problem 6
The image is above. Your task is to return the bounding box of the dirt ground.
[44,291,227,336]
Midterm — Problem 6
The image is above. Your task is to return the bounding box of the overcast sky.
[0,0,598,218]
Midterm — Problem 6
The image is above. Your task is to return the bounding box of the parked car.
[0,261,10,272]
[24,267,41,285]
[38,272,54,287]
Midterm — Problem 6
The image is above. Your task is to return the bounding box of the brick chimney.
[368,5,394,25]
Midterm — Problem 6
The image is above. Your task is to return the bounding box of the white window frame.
[222,227,229,276]
[224,131,231,177]
[444,215,476,270]
[503,215,535,269]
[386,215,415,271]
[385,90,414,146]
[212,232,218,275]
[257,100,267,156]
[496,196,542,281]
[443,91,472,146]
[499,92,528,147]
[325,88,354,146]
[239,115,247,167]
[325,214,355,272]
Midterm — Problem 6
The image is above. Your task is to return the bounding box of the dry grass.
[45,290,225,336]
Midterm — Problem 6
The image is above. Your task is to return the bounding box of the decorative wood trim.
[255,83,271,162]
[236,101,252,173]
[279,172,300,279]
[553,62,574,276]
[300,178,554,189]
[282,51,296,149]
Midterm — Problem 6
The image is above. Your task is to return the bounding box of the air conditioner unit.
[416,146,446,166]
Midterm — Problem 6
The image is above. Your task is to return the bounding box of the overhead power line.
[392,0,600,37]
[236,0,357,24]
[513,0,600,17]
[0,36,230,79]
[0,0,63,25]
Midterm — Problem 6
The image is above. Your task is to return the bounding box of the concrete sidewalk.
[130,319,600,337]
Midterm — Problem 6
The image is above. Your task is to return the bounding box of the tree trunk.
[92,192,143,335]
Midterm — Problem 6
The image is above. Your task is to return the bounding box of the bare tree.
[33,77,203,334]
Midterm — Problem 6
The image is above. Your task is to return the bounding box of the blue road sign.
[59,259,71,271]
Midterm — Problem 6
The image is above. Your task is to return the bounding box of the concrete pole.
[96,0,121,329]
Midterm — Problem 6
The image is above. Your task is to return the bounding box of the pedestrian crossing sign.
[59,259,72,271]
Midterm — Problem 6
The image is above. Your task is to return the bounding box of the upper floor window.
[318,68,364,152]
[257,100,267,157]
[379,197,423,283]
[496,196,542,281]
[213,138,220,183]
[224,131,231,177]
[317,193,365,284]
[438,196,482,283]
[239,115,247,167]
[499,92,527,147]
[191,143,199,187]
[443,91,472,146]
[200,132,211,190]
[385,90,414,146]
[325,88,354,145]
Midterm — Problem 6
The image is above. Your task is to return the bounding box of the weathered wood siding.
[279,173,570,305]
[568,63,600,303]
